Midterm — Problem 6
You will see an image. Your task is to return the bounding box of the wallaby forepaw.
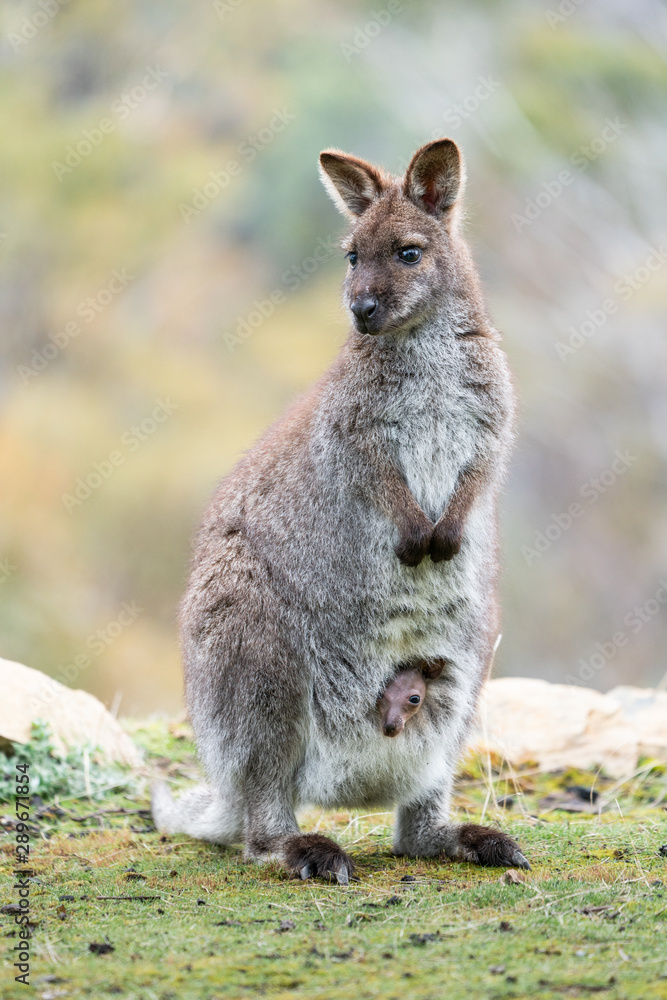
[395,521,433,566]
[284,833,354,885]
[429,519,463,562]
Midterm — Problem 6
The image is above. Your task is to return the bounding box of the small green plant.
[0,719,132,803]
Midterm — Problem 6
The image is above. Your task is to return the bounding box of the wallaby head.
[378,668,427,738]
[319,139,468,337]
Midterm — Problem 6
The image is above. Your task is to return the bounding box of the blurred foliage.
[0,720,131,802]
[0,0,666,712]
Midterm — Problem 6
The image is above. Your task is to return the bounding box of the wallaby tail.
[151,781,242,845]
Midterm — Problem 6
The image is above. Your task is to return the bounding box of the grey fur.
[152,139,526,880]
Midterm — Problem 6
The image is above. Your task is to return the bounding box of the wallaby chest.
[377,361,482,522]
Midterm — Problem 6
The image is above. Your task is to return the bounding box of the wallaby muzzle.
[350,294,385,335]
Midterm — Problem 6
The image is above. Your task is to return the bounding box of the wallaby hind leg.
[186,619,355,884]
[151,782,243,845]
[235,679,355,883]
[394,784,530,870]
[243,781,354,885]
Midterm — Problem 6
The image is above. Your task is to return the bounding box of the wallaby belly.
[295,719,453,809]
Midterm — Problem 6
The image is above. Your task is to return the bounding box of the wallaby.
[152,138,528,884]
[378,658,446,737]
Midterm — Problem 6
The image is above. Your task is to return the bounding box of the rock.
[469,677,653,778]
[608,685,667,761]
[0,657,141,767]
[501,869,526,886]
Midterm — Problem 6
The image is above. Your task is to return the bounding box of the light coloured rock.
[608,685,667,760]
[0,657,142,767]
[470,677,641,778]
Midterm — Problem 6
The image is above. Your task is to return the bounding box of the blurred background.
[1,0,666,715]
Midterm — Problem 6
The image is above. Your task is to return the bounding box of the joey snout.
[382,715,406,738]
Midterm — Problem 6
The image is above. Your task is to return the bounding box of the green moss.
[0,721,132,804]
[1,720,666,998]
[2,813,666,999]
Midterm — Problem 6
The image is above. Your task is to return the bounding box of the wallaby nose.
[383,720,402,737]
[351,295,378,324]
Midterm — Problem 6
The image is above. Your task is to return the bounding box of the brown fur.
[151,139,530,881]
[284,833,355,884]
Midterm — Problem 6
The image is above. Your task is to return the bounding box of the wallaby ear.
[404,139,464,217]
[319,149,386,218]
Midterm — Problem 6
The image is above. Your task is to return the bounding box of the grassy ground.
[1,721,667,1000]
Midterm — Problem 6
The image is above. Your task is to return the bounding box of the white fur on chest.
[388,392,477,523]
[362,389,475,655]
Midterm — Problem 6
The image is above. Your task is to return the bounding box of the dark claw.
[284,833,355,886]
[511,850,531,871]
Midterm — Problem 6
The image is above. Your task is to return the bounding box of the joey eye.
[408,695,421,705]
[398,247,422,264]
[347,251,358,268]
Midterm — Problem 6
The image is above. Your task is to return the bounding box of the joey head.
[379,658,447,736]
[378,669,426,736]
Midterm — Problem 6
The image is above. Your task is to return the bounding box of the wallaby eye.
[347,251,358,268]
[398,247,421,264]
[408,694,421,705]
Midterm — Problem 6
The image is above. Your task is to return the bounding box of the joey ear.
[420,657,448,680]
[319,149,386,217]
[404,139,464,217]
